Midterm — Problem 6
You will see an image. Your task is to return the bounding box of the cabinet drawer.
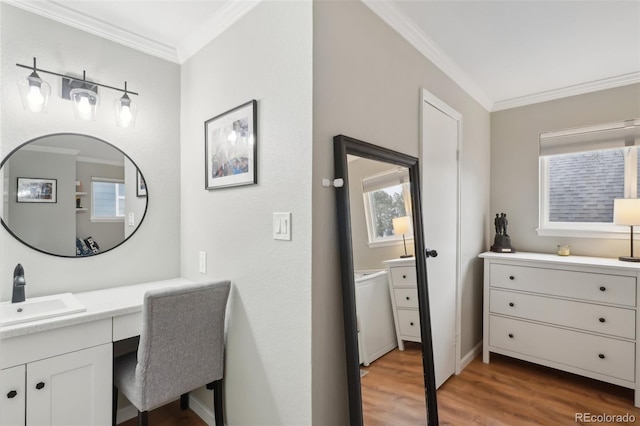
[397,310,421,338]
[390,267,417,288]
[394,289,419,309]
[113,312,142,341]
[490,289,636,339]
[490,264,636,307]
[489,315,635,381]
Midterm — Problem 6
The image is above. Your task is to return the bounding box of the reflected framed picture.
[17,177,57,203]
[136,170,147,197]
[205,100,257,189]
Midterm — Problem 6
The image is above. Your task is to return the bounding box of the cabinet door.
[27,344,112,426]
[0,364,26,426]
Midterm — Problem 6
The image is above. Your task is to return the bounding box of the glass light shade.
[70,87,99,121]
[614,198,640,226]
[115,94,137,128]
[17,73,51,113]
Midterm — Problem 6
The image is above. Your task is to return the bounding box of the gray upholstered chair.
[112,281,231,426]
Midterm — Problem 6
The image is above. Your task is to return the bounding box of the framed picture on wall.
[205,100,257,189]
[17,177,57,203]
[136,170,147,197]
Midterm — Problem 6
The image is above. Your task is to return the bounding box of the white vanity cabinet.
[480,252,640,407]
[384,258,421,350]
[0,319,113,426]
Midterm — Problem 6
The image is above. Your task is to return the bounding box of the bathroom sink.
[0,293,86,327]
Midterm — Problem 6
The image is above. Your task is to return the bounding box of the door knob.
[425,249,438,258]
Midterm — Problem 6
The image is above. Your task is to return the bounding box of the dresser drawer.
[490,264,636,307]
[390,267,417,288]
[394,289,419,309]
[489,315,635,381]
[490,289,636,339]
[397,310,421,337]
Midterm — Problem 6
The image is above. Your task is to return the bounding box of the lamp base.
[619,256,640,262]
[400,254,414,258]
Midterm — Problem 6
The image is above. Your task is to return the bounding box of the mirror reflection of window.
[91,178,125,221]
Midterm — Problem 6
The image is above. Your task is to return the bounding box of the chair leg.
[112,386,118,426]
[138,411,148,426]
[180,392,189,410]
[212,380,224,426]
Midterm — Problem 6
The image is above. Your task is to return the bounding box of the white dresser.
[480,252,640,407]
[384,258,421,350]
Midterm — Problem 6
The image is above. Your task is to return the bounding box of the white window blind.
[539,119,640,156]
[361,167,409,193]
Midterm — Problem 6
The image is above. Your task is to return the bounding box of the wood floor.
[130,344,640,425]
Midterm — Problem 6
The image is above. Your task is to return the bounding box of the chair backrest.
[135,281,231,410]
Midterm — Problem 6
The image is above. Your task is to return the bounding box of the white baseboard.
[189,394,222,425]
[460,341,483,371]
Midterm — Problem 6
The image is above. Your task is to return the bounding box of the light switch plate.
[273,212,292,241]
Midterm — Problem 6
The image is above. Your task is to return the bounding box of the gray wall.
[7,150,76,255]
[312,2,491,424]
[491,84,640,257]
[0,3,181,300]
[180,2,313,424]
[348,157,415,269]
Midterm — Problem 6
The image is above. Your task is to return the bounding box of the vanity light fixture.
[614,198,640,262]
[16,57,139,127]
[16,58,51,113]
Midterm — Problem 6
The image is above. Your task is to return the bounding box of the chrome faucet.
[12,264,26,303]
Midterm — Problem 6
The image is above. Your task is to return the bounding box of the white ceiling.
[6,0,640,111]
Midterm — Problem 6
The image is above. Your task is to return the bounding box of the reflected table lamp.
[392,216,413,258]
[614,198,640,262]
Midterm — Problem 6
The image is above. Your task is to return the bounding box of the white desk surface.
[0,278,193,339]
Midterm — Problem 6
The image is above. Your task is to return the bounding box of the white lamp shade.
[70,87,99,121]
[613,198,640,226]
[392,215,412,235]
[17,74,51,113]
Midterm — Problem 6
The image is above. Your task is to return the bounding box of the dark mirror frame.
[333,134,438,425]
[0,132,148,258]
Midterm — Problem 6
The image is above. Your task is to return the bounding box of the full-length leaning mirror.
[333,135,438,425]
[0,133,148,257]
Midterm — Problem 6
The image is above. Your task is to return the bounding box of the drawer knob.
[402,275,407,279]
[7,390,17,399]
[35,382,45,390]
[508,302,514,307]
[599,317,606,323]
[410,322,414,326]
[509,275,515,280]
[508,333,514,338]
[406,296,410,300]
[598,353,605,359]
[599,286,606,292]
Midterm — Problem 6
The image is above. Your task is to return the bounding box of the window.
[538,119,640,236]
[91,178,125,222]
[362,168,412,246]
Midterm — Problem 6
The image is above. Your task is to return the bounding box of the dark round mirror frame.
[0,132,148,258]
[333,134,439,426]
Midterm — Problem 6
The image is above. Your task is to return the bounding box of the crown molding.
[3,0,180,63]
[178,1,261,63]
[362,0,494,111]
[492,72,640,112]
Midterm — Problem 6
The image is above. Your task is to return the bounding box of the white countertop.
[0,278,193,339]
[479,251,640,271]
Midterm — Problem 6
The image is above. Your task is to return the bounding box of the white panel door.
[421,89,459,389]
[0,364,26,426]
[27,343,112,426]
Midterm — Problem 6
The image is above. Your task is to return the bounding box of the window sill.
[367,237,414,249]
[536,225,634,240]
[91,217,125,223]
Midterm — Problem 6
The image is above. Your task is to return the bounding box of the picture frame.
[136,170,147,197]
[17,177,57,203]
[205,100,257,189]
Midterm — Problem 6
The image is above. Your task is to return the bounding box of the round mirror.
[0,133,148,257]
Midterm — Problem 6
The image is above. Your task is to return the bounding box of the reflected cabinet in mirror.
[0,133,148,257]
[333,135,438,425]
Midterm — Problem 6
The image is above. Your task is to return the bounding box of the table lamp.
[392,216,413,258]
[614,198,640,262]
